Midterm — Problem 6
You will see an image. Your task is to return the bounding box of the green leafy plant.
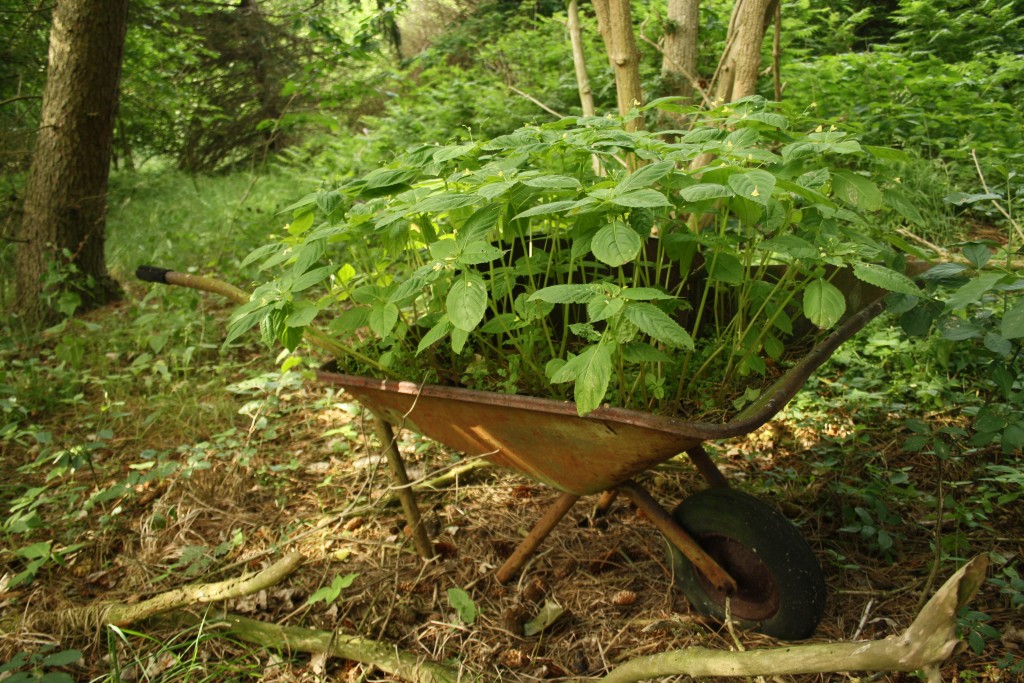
[230,98,923,417]
[0,646,82,683]
[446,586,478,625]
[306,572,359,606]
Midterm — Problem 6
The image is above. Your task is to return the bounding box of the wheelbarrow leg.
[617,480,737,595]
[496,492,579,583]
[370,411,436,561]
[686,444,729,489]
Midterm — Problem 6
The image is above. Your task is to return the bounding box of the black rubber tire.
[665,487,826,641]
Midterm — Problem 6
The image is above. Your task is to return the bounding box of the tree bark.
[14,0,128,327]
[662,0,700,105]
[567,0,596,118]
[592,0,644,131]
[713,0,779,104]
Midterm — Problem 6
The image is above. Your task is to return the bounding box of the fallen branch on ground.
[213,612,463,683]
[1,551,306,635]
[595,555,988,683]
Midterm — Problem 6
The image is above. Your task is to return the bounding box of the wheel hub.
[693,533,781,621]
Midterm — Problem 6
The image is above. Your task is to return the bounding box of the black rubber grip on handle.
[135,265,173,284]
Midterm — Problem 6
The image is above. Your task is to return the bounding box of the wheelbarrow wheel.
[665,487,826,640]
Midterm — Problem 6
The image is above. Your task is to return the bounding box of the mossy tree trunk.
[14,0,128,328]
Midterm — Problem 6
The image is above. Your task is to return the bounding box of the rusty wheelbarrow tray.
[137,264,892,640]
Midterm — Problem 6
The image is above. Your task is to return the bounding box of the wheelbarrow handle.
[135,265,250,306]
[135,265,397,377]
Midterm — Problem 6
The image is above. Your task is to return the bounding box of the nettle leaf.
[513,200,579,220]
[458,203,502,242]
[287,210,315,236]
[412,192,481,214]
[883,188,925,226]
[758,235,817,259]
[369,303,399,338]
[417,316,452,353]
[961,243,992,270]
[457,240,506,266]
[615,160,676,194]
[611,188,671,208]
[451,327,470,353]
[945,272,1004,310]
[621,341,673,363]
[285,301,319,328]
[289,265,335,293]
[551,343,614,416]
[529,284,599,304]
[620,287,676,301]
[708,252,744,284]
[447,273,488,331]
[1001,298,1024,339]
[587,296,624,322]
[680,183,733,202]
[592,221,643,267]
[432,142,476,162]
[358,168,418,194]
[624,303,694,349]
[523,174,582,190]
[727,170,775,206]
[940,318,982,341]
[803,279,846,328]
[853,263,922,297]
[832,170,882,211]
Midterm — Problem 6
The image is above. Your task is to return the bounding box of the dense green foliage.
[1,0,1023,677]
[234,99,927,416]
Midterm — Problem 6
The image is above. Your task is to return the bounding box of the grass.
[105,162,320,282]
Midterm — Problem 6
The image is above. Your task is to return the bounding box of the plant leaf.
[727,170,775,206]
[615,160,676,194]
[624,303,694,349]
[446,273,488,331]
[513,200,579,220]
[369,303,399,338]
[592,221,643,267]
[447,587,478,625]
[831,170,882,210]
[852,263,922,297]
[1001,298,1024,339]
[611,188,671,208]
[680,183,733,202]
[417,316,452,353]
[803,279,846,328]
[944,272,1004,311]
[551,344,613,416]
[529,284,599,304]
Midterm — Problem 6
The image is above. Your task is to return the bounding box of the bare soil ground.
[1,338,1021,682]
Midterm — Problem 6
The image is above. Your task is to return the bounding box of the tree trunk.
[14,0,128,327]
[713,0,779,103]
[592,0,644,131]
[662,0,700,105]
[567,0,596,117]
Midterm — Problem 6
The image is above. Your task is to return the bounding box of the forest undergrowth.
[1,286,1021,681]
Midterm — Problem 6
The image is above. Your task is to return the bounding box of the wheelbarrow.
[136,264,895,641]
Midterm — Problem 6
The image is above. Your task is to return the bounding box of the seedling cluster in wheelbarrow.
[227,97,925,419]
